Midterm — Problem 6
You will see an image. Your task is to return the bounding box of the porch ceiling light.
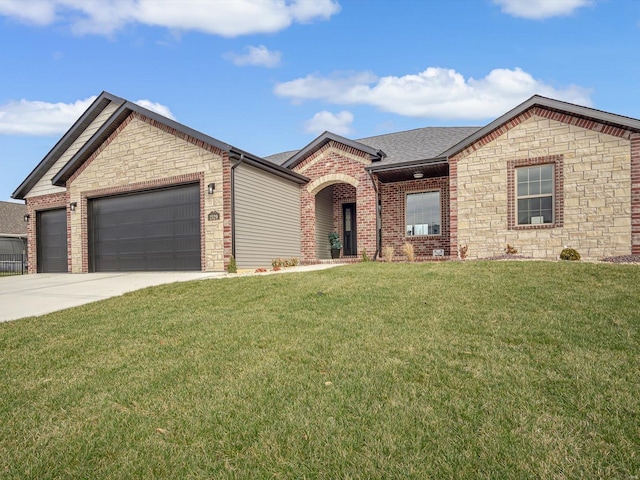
[208,183,216,195]
[413,172,424,179]
[70,202,77,212]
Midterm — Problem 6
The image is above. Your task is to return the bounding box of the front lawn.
[1,261,638,479]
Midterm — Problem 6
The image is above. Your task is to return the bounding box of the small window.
[516,164,554,225]
[406,191,440,236]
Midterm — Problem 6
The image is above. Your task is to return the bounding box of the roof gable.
[51,100,233,187]
[281,131,386,169]
[12,92,125,199]
[440,95,640,160]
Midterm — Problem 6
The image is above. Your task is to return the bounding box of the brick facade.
[67,113,226,272]
[293,141,377,262]
[379,176,451,258]
[24,192,68,273]
[451,109,633,260]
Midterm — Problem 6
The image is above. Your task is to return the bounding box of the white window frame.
[515,164,555,226]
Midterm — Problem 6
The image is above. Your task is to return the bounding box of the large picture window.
[516,164,554,225]
[406,191,440,236]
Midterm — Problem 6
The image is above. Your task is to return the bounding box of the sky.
[1,0,639,201]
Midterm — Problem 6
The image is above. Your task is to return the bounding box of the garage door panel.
[89,184,201,272]
[37,208,68,273]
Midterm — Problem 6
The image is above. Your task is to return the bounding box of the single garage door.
[89,184,200,272]
[37,208,68,273]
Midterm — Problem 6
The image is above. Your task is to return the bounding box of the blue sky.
[1,0,639,201]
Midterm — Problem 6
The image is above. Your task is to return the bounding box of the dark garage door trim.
[88,184,201,272]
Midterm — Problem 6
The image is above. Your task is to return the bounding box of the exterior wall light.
[208,183,216,195]
[70,202,77,212]
[23,214,30,222]
[413,172,424,179]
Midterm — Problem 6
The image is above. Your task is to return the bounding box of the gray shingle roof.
[0,201,26,235]
[264,126,481,166]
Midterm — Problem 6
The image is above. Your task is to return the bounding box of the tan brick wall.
[454,114,632,260]
[68,114,224,272]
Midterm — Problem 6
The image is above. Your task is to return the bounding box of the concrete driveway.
[0,272,225,323]
[0,264,342,323]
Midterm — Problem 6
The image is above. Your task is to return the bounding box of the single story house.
[12,91,640,272]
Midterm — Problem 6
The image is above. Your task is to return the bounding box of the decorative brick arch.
[307,174,359,196]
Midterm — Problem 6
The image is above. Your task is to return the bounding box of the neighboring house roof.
[0,201,27,235]
[13,91,306,200]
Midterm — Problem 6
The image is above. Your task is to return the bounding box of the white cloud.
[0,0,57,25]
[224,45,282,68]
[493,0,593,19]
[134,100,176,120]
[274,67,592,120]
[304,110,354,135]
[0,0,340,36]
[0,96,175,136]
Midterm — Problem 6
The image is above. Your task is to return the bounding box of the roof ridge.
[355,125,481,143]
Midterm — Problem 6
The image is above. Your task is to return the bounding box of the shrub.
[227,255,237,273]
[504,244,518,255]
[272,266,281,272]
[382,245,394,263]
[328,232,342,250]
[255,268,267,273]
[560,247,581,261]
[271,258,300,268]
[402,242,415,262]
[459,244,469,260]
[361,249,370,262]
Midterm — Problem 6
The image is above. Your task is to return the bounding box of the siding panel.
[235,164,301,268]
[27,103,120,198]
[315,186,333,259]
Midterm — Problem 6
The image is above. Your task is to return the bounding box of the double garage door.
[88,184,201,272]
[36,185,201,272]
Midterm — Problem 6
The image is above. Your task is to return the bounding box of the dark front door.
[37,208,68,273]
[89,184,201,272]
[343,203,357,256]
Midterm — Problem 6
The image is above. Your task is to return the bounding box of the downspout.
[367,169,381,261]
[230,153,244,259]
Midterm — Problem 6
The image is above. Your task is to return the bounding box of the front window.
[406,191,440,236]
[516,164,554,225]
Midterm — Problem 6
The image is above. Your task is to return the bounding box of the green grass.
[1,261,639,479]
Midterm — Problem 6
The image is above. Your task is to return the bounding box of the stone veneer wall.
[452,110,632,260]
[293,141,377,262]
[379,176,451,257]
[67,113,225,272]
[24,192,68,273]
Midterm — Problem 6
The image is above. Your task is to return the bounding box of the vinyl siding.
[26,103,120,198]
[315,186,333,259]
[234,163,301,268]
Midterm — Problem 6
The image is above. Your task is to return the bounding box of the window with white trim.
[516,164,554,225]
[406,191,440,236]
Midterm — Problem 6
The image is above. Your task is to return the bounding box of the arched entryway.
[314,182,358,259]
[301,173,376,262]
